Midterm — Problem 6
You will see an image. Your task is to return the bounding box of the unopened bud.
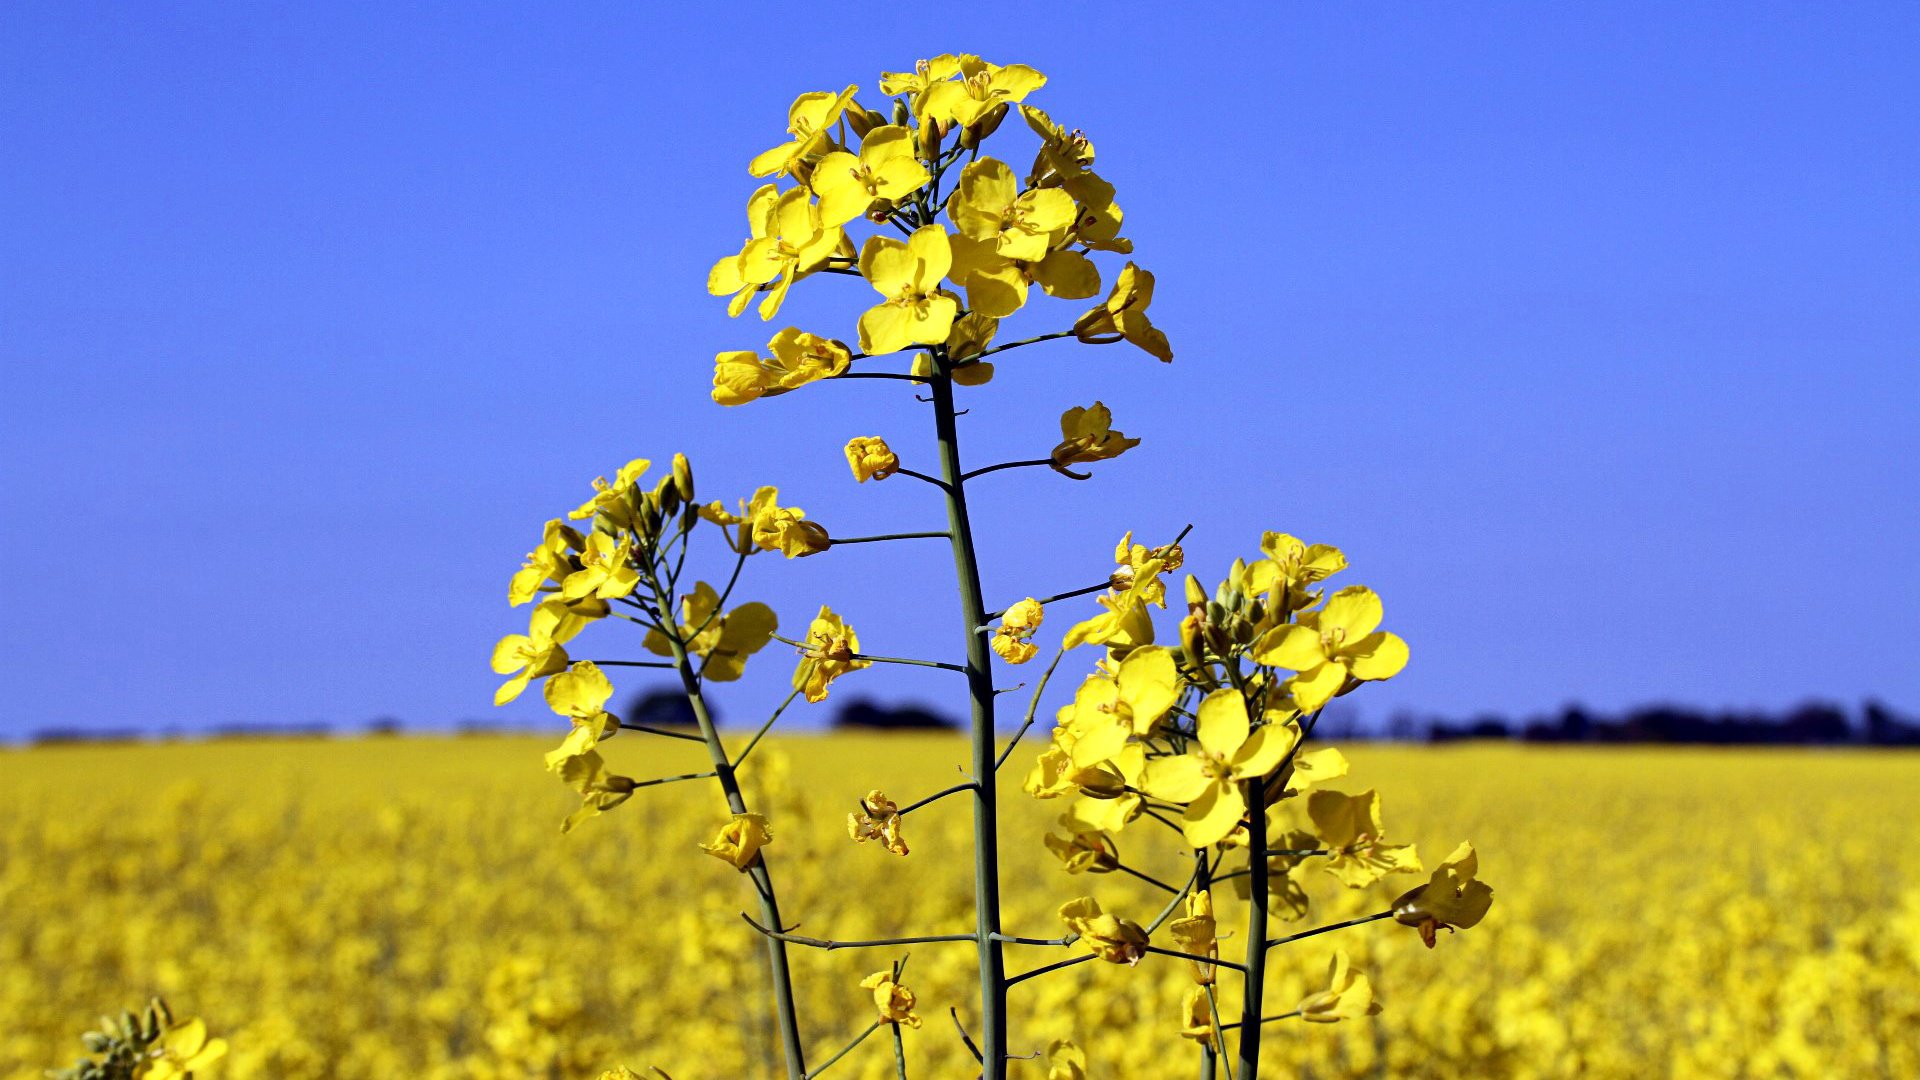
[918,119,944,160]
[672,453,694,503]
[891,99,911,127]
[967,103,1009,145]
[1184,574,1207,613]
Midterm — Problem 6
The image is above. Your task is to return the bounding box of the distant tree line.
[1419,699,1920,746]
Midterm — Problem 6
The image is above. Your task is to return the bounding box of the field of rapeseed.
[3,735,1916,1079]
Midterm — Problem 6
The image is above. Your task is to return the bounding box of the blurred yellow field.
[4,735,1917,1079]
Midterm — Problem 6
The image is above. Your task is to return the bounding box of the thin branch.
[629,769,718,790]
[1205,984,1235,1080]
[1220,1011,1301,1031]
[830,371,931,383]
[684,544,750,640]
[971,329,1075,360]
[584,659,676,669]
[830,531,952,545]
[896,782,977,817]
[1142,945,1247,973]
[959,458,1054,482]
[1113,862,1181,893]
[731,688,803,769]
[804,1021,881,1079]
[893,467,952,492]
[989,932,1076,946]
[1003,953,1094,988]
[993,646,1067,771]
[618,722,707,744]
[741,914,976,951]
[769,633,966,673]
[948,1009,983,1064]
[1146,857,1208,935]
[1264,909,1393,949]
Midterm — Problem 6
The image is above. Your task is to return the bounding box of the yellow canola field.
[3,736,1917,1079]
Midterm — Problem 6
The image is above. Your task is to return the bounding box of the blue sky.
[3,3,1915,738]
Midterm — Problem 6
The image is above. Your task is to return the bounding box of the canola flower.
[463,50,1507,1080]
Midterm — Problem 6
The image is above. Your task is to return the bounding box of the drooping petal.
[1140,754,1211,802]
[1346,631,1409,681]
[1182,781,1246,848]
[1194,689,1251,759]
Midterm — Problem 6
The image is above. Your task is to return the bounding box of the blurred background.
[3,2,1915,744]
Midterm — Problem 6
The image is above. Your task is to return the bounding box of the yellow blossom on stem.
[847,789,908,856]
[709,185,846,320]
[1178,986,1218,1050]
[792,605,871,703]
[1043,816,1119,874]
[1058,645,1180,768]
[1050,402,1140,476]
[945,310,999,365]
[809,124,929,227]
[699,812,771,870]
[1307,789,1424,888]
[1298,949,1383,1023]
[1168,889,1219,985]
[920,57,1047,129]
[711,329,853,406]
[541,661,620,772]
[947,157,1076,262]
[748,85,860,179]
[560,531,640,602]
[1073,262,1172,362]
[509,519,584,606]
[947,232,1100,318]
[879,55,963,105]
[1283,746,1350,795]
[641,582,778,682]
[1392,841,1495,947]
[1140,689,1301,847]
[142,1016,228,1080]
[1252,585,1409,712]
[856,226,957,355]
[1057,896,1148,965]
[567,458,651,527]
[730,486,828,557]
[844,436,899,482]
[491,602,577,706]
[556,750,637,833]
[990,597,1044,664]
[859,969,922,1028]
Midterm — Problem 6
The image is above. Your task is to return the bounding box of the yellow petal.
[1182,781,1245,848]
[1194,690,1250,758]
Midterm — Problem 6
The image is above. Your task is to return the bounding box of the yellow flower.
[711,329,853,406]
[847,789,908,856]
[792,606,871,703]
[1058,896,1148,964]
[567,458,651,527]
[641,582,778,682]
[1061,533,1181,651]
[844,436,899,482]
[947,157,1076,262]
[749,85,860,179]
[1044,1039,1088,1080]
[709,185,846,320]
[947,232,1099,318]
[990,597,1044,664]
[491,602,578,706]
[559,531,640,602]
[1140,690,1301,848]
[1392,841,1495,947]
[879,55,964,102]
[1283,746,1350,795]
[859,969,922,1028]
[1252,586,1409,712]
[1251,532,1348,617]
[1178,985,1218,1049]
[541,661,621,772]
[1168,889,1219,985]
[510,519,584,606]
[556,750,637,833]
[699,812,771,870]
[141,1016,228,1080]
[737,486,828,557]
[856,226,958,355]
[1019,105,1131,253]
[809,124,929,226]
[1058,645,1181,769]
[1073,262,1172,362]
[1050,402,1140,476]
[1298,949,1383,1023]
[920,57,1046,129]
[1043,817,1118,874]
[1307,789,1424,888]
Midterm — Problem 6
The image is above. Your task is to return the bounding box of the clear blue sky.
[3,3,1915,738]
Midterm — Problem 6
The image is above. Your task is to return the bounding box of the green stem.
[644,565,806,1079]
[929,362,1009,1077]
[805,1022,880,1079]
[1236,775,1270,1079]
[1196,851,1218,1080]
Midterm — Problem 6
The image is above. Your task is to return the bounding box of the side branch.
[1264,909,1393,949]
[959,459,1054,482]
[741,914,976,951]
[830,531,952,545]
[897,782,978,817]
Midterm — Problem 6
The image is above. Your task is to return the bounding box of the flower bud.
[960,102,1008,148]
[891,99,911,127]
[672,453,694,503]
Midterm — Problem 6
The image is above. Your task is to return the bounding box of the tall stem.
[1197,851,1218,1080]
[1235,776,1270,1078]
[647,564,807,1079]
[928,364,1008,1077]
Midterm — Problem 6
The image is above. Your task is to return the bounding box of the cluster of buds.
[49,999,226,1080]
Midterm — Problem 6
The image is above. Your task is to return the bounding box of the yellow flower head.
[919,57,1047,129]
[712,329,853,406]
[738,486,829,558]
[792,605,871,703]
[990,597,1045,664]
[710,185,846,320]
[1139,690,1302,847]
[809,124,929,226]
[1044,1039,1088,1080]
[859,969,923,1028]
[1178,985,1218,1050]
[1072,262,1172,362]
[857,226,957,355]
[1307,789,1424,888]
[561,531,640,602]
[1043,821,1119,874]
[557,750,638,833]
[1168,889,1219,985]
[699,812,772,870]
[749,85,860,179]
[1050,402,1140,476]
[641,582,778,682]
[1058,896,1148,965]
[1298,949,1383,1023]
[1252,585,1408,712]
[567,458,652,527]
[879,55,964,101]
[844,436,900,483]
[847,789,908,856]
[1392,841,1495,947]
[510,519,585,606]
[948,157,1076,262]
[491,602,579,706]
[1057,645,1180,771]
[944,310,999,363]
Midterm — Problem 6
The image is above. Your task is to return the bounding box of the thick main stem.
[928,366,1009,1077]
[1236,776,1270,1078]
[659,616,807,1078]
